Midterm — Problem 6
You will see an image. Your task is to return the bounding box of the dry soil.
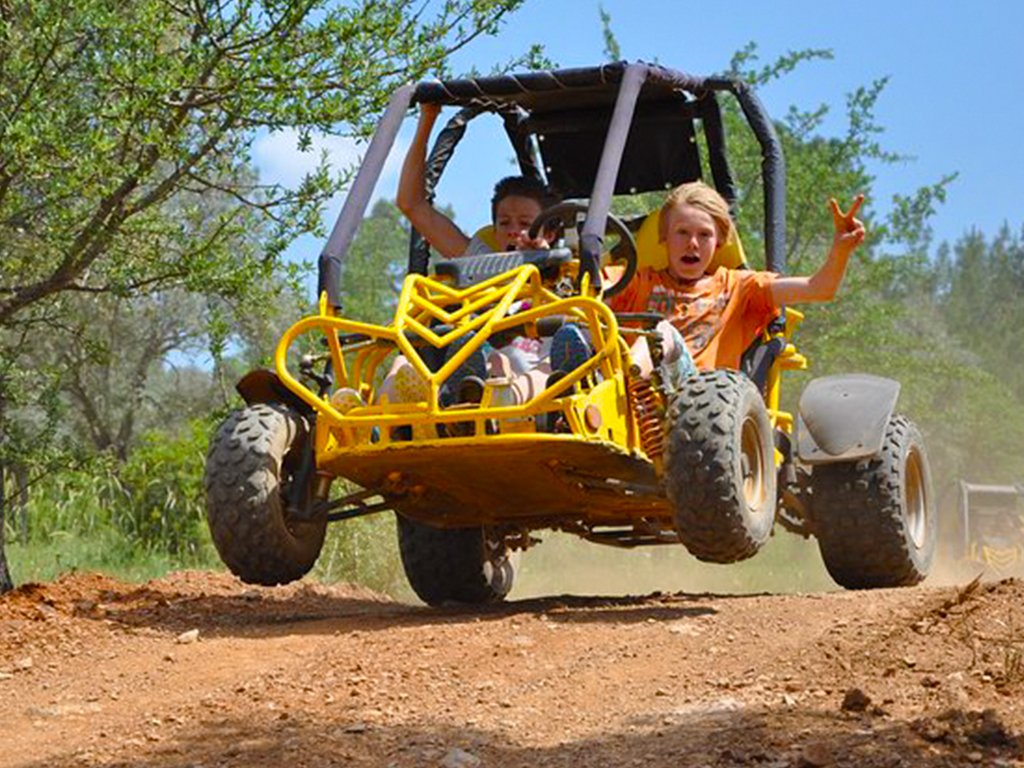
[1,570,1023,767]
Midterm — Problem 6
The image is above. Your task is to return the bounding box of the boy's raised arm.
[396,103,470,259]
[769,194,865,306]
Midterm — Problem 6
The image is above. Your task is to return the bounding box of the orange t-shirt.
[608,266,779,370]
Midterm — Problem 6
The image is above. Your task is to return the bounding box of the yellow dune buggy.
[204,62,937,604]
[949,481,1024,575]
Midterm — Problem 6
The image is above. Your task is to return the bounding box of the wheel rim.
[740,414,768,513]
[905,446,928,549]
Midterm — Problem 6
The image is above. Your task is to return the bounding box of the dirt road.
[1,570,1022,767]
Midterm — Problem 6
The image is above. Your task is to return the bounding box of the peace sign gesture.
[829,194,866,256]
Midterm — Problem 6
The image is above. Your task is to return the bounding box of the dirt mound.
[0,571,125,620]
[0,570,396,669]
[1,573,1022,767]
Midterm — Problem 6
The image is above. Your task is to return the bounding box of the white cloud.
[252,128,408,197]
[254,125,413,287]
[252,129,360,187]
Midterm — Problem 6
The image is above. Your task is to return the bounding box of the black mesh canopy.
[414,63,711,200]
[524,101,701,199]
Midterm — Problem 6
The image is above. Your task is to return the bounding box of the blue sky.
[255,0,1024,279]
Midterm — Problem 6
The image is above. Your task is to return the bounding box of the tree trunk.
[0,460,13,594]
[17,463,28,545]
[0,379,13,593]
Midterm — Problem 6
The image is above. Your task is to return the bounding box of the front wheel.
[664,370,777,563]
[204,403,326,585]
[396,515,515,606]
[811,415,935,588]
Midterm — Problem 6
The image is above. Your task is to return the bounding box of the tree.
[339,199,410,324]
[0,0,533,325]
[912,227,1024,481]
[0,360,65,592]
[937,226,1024,400]
[26,293,203,457]
[0,0,536,592]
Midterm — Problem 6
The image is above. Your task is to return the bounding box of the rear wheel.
[664,370,777,563]
[396,515,515,606]
[204,403,326,585]
[812,415,935,588]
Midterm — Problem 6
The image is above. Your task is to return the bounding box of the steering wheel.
[527,202,637,298]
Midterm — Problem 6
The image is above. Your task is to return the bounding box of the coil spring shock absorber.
[627,365,666,459]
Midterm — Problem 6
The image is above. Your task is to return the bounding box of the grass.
[512,528,838,599]
[6,528,221,586]
[4,511,409,597]
[310,512,411,598]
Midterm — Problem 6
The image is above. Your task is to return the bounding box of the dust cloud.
[512,530,836,599]
[511,526,1019,600]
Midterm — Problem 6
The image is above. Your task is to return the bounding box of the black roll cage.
[317,61,785,310]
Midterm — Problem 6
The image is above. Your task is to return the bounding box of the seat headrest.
[470,225,501,253]
[634,208,747,272]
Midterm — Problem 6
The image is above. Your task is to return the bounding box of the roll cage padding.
[412,62,707,113]
[695,93,738,214]
[320,83,413,310]
[723,78,786,275]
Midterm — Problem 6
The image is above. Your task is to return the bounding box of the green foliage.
[11,419,214,556]
[912,227,1024,482]
[0,0,530,324]
[0,0,529,463]
[0,0,532,591]
[339,199,408,324]
[937,227,1024,400]
[113,420,211,556]
[599,5,622,62]
[312,511,408,597]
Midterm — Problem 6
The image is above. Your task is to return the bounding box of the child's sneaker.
[439,331,488,407]
[550,323,593,374]
[330,387,373,443]
[438,375,490,438]
[392,364,430,404]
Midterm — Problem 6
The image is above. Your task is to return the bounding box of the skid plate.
[324,436,668,528]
